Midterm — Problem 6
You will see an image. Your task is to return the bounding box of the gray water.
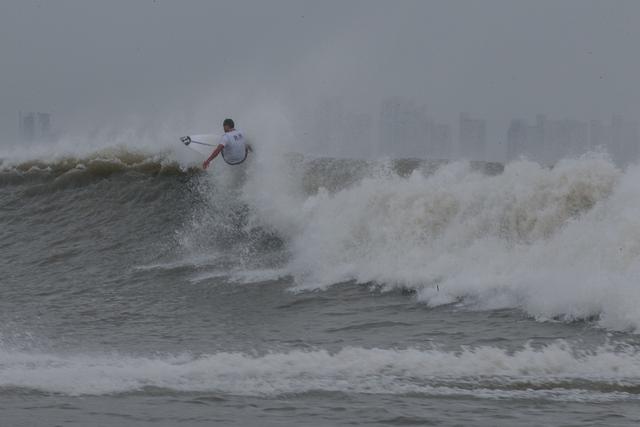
[2,151,640,426]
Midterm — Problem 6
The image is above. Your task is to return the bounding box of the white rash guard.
[219,130,248,165]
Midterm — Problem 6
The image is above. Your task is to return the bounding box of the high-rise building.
[428,122,452,160]
[548,119,589,160]
[19,112,36,142]
[589,119,610,150]
[506,119,530,161]
[610,115,639,165]
[532,114,548,163]
[507,114,589,164]
[18,111,52,143]
[587,116,638,165]
[459,113,486,161]
[379,97,428,158]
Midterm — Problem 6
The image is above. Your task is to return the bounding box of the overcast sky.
[2,0,640,153]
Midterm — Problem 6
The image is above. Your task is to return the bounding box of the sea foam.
[1,342,639,400]
[243,153,640,331]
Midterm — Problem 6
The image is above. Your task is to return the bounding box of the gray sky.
[2,0,640,155]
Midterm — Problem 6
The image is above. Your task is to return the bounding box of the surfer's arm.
[203,144,224,169]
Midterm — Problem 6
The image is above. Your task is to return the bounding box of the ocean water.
[2,145,640,426]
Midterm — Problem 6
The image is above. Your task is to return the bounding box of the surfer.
[202,118,252,169]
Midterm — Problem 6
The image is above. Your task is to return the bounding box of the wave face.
[3,146,640,333]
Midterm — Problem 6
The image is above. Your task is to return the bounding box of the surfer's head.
[223,118,235,132]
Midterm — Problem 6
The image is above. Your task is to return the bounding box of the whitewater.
[2,139,640,426]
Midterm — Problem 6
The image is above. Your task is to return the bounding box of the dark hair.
[223,118,235,128]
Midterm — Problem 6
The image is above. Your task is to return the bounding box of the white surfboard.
[180,134,219,158]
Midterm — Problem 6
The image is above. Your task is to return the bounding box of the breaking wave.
[242,152,640,332]
[5,142,640,332]
[2,342,640,401]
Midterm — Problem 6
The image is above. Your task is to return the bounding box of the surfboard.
[180,134,219,158]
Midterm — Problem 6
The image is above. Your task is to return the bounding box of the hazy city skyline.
[297,96,639,163]
[2,1,640,163]
[12,95,640,165]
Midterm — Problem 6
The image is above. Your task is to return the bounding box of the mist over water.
[3,1,640,163]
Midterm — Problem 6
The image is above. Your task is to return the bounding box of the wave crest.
[2,342,639,400]
[0,147,196,188]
